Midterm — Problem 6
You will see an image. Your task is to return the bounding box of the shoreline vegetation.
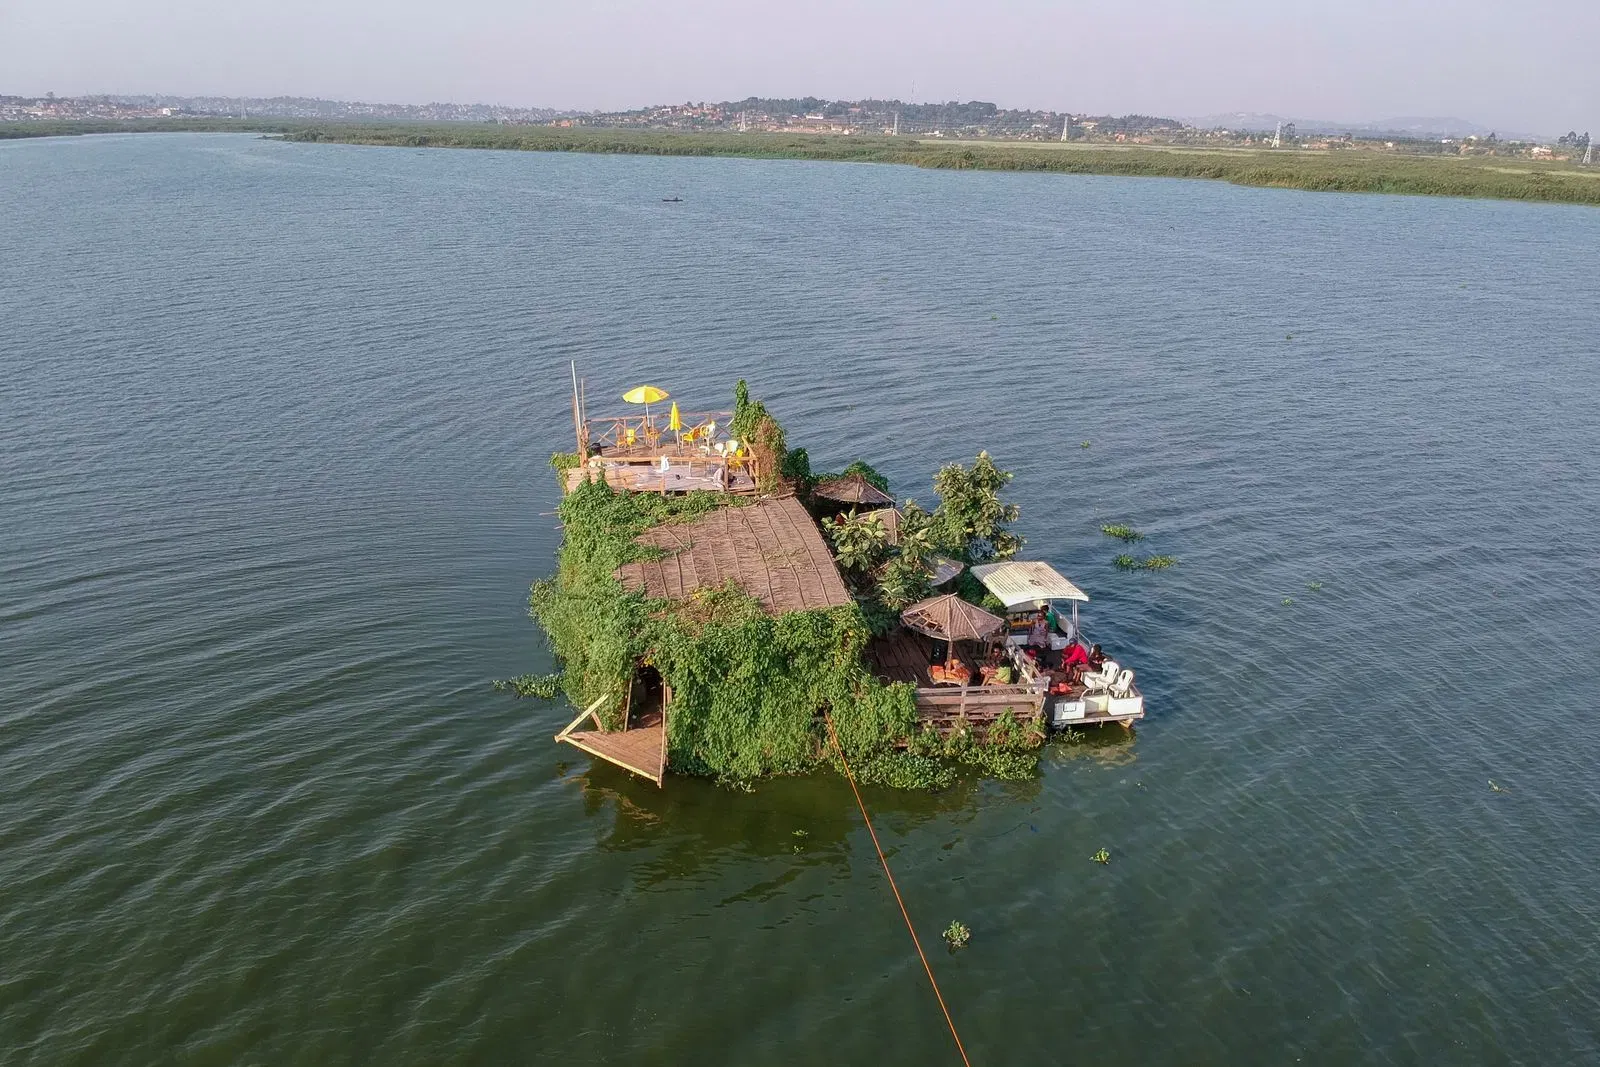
[11,118,1594,206]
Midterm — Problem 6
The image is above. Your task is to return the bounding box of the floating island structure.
[535,375,1142,790]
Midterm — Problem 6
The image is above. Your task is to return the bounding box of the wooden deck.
[555,696,667,786]
[559,725,666,786]
[867,629,1047,733]
[565,461,757,496]
[868,628,941,687]
[616,496,852,615]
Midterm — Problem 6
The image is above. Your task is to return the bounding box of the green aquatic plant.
[492,673,563,699]
[1282,597,1295,605]
[855,752,957,790]
[1100,523,1145,542]
[1489,780,1510,794]
[1080,441,1091,449]
[1308,581,1324,592]
[1120,556,1184,572]
[1092,847,1111,864]
[943,920,971,949]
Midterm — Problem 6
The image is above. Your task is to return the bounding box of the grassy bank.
[277,123,1600,207]
[0,119,293,140]
[7,119,1595,206]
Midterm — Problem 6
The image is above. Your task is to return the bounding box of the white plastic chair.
[1108,669,1134,698]
[1080,659,1120,692]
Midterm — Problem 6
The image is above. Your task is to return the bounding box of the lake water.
[3,132,1599,1066]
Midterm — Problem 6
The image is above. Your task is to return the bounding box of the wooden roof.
[615,496,853,615]
[900,593,1005,642]
[813,473,894,507]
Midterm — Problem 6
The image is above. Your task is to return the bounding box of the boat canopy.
[969,561,1089,607]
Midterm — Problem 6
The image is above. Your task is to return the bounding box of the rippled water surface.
[4,133,1600,1066]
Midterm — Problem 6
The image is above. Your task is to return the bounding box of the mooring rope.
[822,711,974,1067]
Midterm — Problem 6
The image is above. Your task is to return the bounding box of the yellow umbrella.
[622,385,669,405]
[668,402,681,431]
[622,385,669,442]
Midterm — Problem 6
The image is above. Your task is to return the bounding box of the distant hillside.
[111,94,566,123]
[0,93,566,124]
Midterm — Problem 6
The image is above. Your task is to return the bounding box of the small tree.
[930,451,1021,562]
[824,511,890,575]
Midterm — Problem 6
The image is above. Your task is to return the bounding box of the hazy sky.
[3,0,1595,133]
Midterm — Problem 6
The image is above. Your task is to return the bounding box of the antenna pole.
[570,360,583,455]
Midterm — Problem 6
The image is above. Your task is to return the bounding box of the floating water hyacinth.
[1101,523,1145,542]
[1092,848,1111,864]
[492,673,562,698]
[943,920,971,949]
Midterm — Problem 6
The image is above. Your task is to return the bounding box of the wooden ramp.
[555,697,667,787]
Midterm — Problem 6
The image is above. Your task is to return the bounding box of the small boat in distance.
[662,196,683,203]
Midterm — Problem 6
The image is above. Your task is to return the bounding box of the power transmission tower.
[739,109,748,132]
[1272,121,1281,148]
[892,111,899,136]
[1585,137,1594,165]
[1061,114,1071,142]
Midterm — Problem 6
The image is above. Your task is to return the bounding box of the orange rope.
[822,712,974,1067]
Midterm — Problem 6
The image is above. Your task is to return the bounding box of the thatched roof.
[812,473,894,507]
[615,497,852,615]
[862,506,902,545]
[900,593,1005,642]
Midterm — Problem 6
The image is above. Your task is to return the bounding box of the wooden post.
[658,686,671,788]
[578,377,588,454]
[570,361,583,456]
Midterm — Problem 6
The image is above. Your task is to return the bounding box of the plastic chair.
[1080,660,1120,692]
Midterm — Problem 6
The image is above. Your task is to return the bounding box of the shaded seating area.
[899,592,1006,688]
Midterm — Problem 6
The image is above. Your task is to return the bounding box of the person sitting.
[1059,643,1103,684]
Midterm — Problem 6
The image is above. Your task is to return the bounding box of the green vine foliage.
[531,475,919,781]
[730,379,789,492]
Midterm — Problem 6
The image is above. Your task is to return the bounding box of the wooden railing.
[911,683,1047,726]
[584,411,734,455]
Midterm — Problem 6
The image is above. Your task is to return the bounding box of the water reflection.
[558,731,1139,888]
